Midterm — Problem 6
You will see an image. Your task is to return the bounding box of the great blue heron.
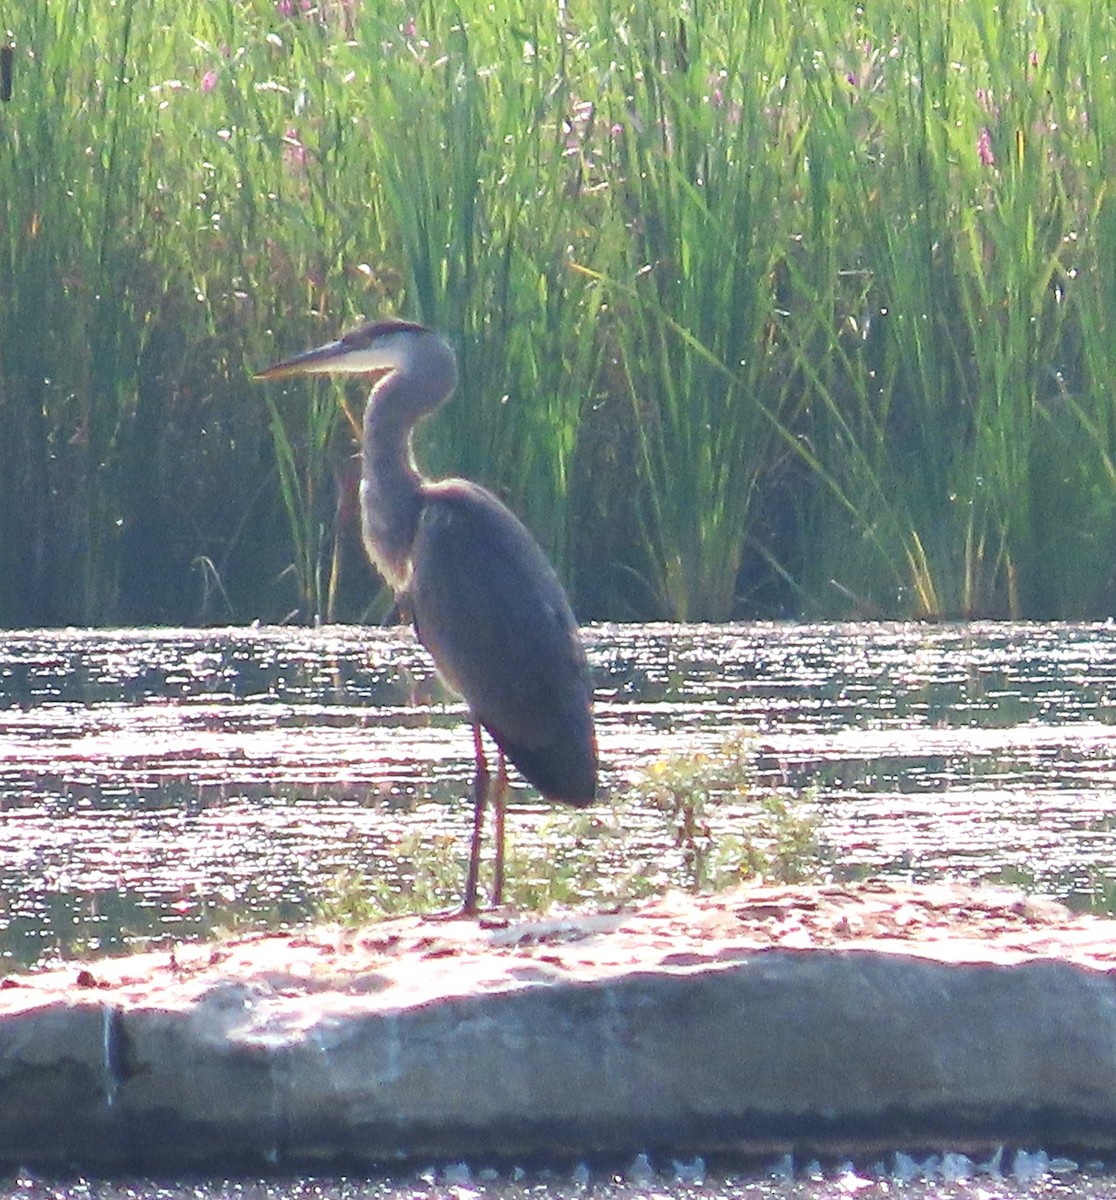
[256,318,597,912]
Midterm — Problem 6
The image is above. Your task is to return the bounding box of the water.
[1,621,1114,969]
[0,1153,1113,1200]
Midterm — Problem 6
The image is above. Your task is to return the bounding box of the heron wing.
[409,480,596,803]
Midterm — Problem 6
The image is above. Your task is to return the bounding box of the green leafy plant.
[314,733,824,922]
[633,733,824,892]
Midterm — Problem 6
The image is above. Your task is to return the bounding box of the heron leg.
[462,721,489,915]
[491,752,509,906]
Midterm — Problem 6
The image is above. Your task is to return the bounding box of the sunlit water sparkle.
[0,621,1114,968]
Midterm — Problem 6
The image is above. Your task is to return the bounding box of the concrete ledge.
[1,882,1115,1172]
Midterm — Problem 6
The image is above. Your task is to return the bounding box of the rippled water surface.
[1,621,1114,968]
[0,1152,1112,1200]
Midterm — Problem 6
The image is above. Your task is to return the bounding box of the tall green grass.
[786,0,1116,617]
[587,0,807,620]
[356,7,608,574]
[0,0,1113,625]
[0,1,162,623]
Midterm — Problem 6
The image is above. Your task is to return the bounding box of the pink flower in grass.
[977,127,995,167]
[200,69,218,93]
[283,127,308,171]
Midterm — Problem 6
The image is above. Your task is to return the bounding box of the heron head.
[254,318,432,381]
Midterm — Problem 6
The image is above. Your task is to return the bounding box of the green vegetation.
[314,734,824,919]
[633,733,823,892]
[1,0,1113,626]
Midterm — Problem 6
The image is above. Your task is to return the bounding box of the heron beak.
[253,337,351,381]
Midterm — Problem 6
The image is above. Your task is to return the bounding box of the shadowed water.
[0,621,1114,969]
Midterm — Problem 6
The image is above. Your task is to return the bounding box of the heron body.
[256,318,597,911]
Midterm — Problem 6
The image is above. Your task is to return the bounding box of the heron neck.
[360,364,449,590]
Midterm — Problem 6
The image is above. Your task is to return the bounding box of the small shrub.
[633,733,825,892]
[314,732,825,924]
